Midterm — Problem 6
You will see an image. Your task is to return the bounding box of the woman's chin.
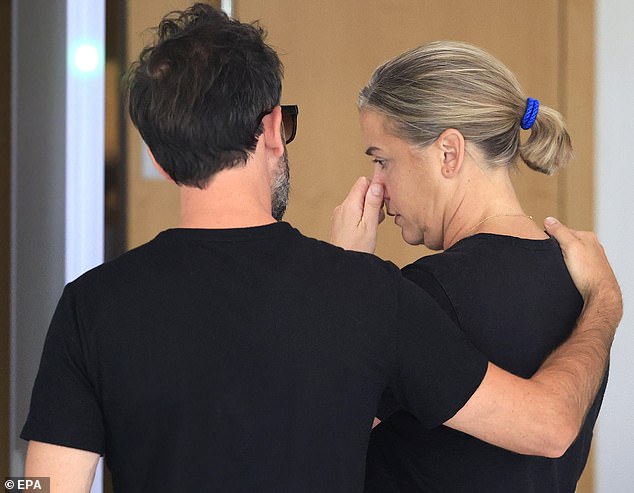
[400,226,440,250]
[400,227,424,247]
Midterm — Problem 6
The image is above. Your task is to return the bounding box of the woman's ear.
[146,146,174,182]
[437,128,465,178]
[261,105,285,158]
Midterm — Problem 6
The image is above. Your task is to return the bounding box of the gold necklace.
[467,213,533,236]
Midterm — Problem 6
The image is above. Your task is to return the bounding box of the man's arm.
[330,180,620,456]
[445,218,621,457]
[25,441,100,493]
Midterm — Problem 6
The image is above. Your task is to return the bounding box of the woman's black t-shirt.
[365,233,607,493]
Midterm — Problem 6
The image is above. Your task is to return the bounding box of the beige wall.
[560,0,595,231]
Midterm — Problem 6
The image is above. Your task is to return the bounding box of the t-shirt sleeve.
[388,276,488,429]
[376,264,461,419]
[21,285,105,454]
[402,263,460,326]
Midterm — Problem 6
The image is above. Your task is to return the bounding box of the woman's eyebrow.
[365,146,381,156]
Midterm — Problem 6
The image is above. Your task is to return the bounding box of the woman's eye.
[372,158,387,169]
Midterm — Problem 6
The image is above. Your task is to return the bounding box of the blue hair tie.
[521,97,540,130]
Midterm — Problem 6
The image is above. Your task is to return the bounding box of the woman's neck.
[442,167,548,249]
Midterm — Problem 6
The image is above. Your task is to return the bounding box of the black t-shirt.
[22,222,487,493]
[365,233,607,493]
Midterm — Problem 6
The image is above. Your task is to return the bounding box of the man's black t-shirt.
[365,233,607,493]
[22,223,487,493]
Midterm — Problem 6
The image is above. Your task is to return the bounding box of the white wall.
[11,0,67,474]
[595,1,634,491]
[10,4,105,493]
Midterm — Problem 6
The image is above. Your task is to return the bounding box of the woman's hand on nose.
[330,176,385,254]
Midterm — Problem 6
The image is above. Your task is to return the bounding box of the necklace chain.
[467,213,533,236]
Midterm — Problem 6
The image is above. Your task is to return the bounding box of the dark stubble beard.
[271,148,290,221]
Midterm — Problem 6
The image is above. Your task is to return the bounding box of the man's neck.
[179,164,276,229]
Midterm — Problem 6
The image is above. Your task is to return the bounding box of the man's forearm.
[445,286,620,457]
[443,221,622,457]
[532,285,619,442]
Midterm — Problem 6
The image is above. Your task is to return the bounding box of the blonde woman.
[331,41,607,492]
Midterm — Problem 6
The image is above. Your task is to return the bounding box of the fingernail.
[544,216,559,225]
[371,184,383,196]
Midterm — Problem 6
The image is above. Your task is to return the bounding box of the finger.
[378,207,386,224]
[543,216,579,247]
[361,182,385,226]
[343,176,371,210]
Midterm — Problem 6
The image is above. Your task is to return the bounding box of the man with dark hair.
[128,5,285,190]
[21,4,620,492]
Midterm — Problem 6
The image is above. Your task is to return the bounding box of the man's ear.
[146,146,174,182]
[261,105,285,158]
[437,128,465,178]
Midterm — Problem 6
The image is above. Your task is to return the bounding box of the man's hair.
[127,3,283,188]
